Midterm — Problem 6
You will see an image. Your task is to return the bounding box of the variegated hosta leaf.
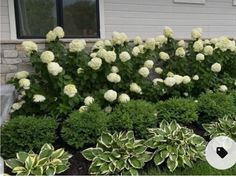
[167,158,178,172]
[100,132,113,147]
[82,148,103,161]
[5,159,22,169]
[153,153,165,166]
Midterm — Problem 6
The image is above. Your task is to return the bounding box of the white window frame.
[233,0,236,6]
[174,0,205,4]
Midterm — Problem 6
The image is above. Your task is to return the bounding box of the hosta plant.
[203,115,236,140]
[145,120,206,172]
[82,131,152,175]
[5,144,72,176]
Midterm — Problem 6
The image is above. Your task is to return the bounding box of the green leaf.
[115,160,125,170]
[31,166,43,176]
[16,152,29,163]
[133,145,147,154]
[128,157,143,169]
[153,154,165,165]
[45,167,56,176]
[99,152,111,162]
[5,159,22,169]
[167,158,178,172]
[126,131,135,140]
[129,168,139,176]
[39,149,53,159]
[182,156,192,167]
[160,150,169,159]
[111,149,121,158]
[100,132,113,147]
[37,157,48,166]
[170,120,178,130]
[82,148,97,161]
[99,163,110,175]
[51,148,64,159]
[160,120,169,130]
[25,156,36,170]
[56,164,69,174]
[138,152,153,162]
[41,144,54,151]
[108,162,116,173]
[12,167,26,173]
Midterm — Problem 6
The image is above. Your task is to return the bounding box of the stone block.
[0,74,6,84]
[0,64,17,73]
[1,44,16,50]
[3,50,18,58]
[6,73,15,81]
[2,58,22,64]
[17,63,33,72]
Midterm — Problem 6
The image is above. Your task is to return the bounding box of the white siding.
[0,0,10,40]
[104,0,236,39]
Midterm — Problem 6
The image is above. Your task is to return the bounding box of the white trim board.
[174,0,205,4]
[8,0,17,40]
[99,0,105,39]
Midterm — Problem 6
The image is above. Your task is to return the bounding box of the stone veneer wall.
[0,40,95,84]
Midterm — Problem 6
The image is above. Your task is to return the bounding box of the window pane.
[16,0,57,37]
[63,0,99,37]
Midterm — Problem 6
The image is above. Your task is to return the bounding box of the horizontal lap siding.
[0,0,10,40]
[104,0,236,39]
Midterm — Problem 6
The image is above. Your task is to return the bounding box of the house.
[1,0,236,84]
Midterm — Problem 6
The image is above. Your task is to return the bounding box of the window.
[174,0,205,4]
[14,0,100,38]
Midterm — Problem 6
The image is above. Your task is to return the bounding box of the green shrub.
[197,92,236,123]
[203,115,236,140]
[155,98,198,124]
[229,90,236,106]
[109,100,157,138]
[145,120,206,172]
[0,116,57,159]
[61,104,109,149]
[82,131,152,175]
[5,143,72,176]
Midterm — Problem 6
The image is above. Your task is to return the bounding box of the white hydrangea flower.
[111,66,119,73]
[130,83,142,94]
[178,40,186,48]
[107,73,121,83]
[112,31,128,45]
[104,51,116,63]
[104,90,117,102]
[84,96,94,106]
[219,85,228,92]
[145,38,156,50]
[138,45,145,53]
[46,30,57,42]
[22,41,38,55]
[11,100,25,111]
[155,35,168,47]
[19,78,30,90]
[144,60,154,69]
[234,80,236,86]
[15,71,29,79]
[138,67,150,78]
[163,26,173,38]
[33,94,46,102]
[211,63,221,73]
[204,46,214,56]
[134,36,143,45]
[132,46,140,56]
[193,40,204,52]
[47,62,63,76]
[119,51,131,62]
[104,105,112,113]
[191,28,202,40]
[40,51,55,63]
[53,26,64,38]
[92,40,105,50]
[90,52,97,58]
[69,39,86,52]
[215,36,232,52]
[88,57,102,70]
[118,93,130,103]
[196,53,205,62]
[173,75,183,85]
[97,49,107,58]
[175,47,186,58]
[192,75,199,81]
[104,40,112,46]
[64,84,77,97]
[204,39,211,45]
[153,78,164,85]
[164,77,175,87]
[159,52,170,61]
[79,106,88,113]
[184,92,189,97]
[167,72,174,77]
[182,76,191,84]
[210,38,218,44]
[155,67,163,74]
[77,68,84,74]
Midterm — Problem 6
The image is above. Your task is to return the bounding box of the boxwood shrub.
[155,98,198,124]
[61,104,109,149]
[197,92,236,123]
[108,100,157,138]
[0,116,57,159]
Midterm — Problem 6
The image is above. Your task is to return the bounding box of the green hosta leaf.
[31,166,43,176]
[108,162,116,173]
[51,148,64,159]
[129,168,139,176]
[99,152,111,162]
[51,158,62,165]
[25,156,36,170]
[170,120,178,130]
[160,120,169,131]
[153,153,165,165]
[133,145,147,154]
[145,138,157,148]
[41,144,54,152]
[16,152,29,163]
[37,157,48,166]
[128,157,143,169]
[167,158,178,172]
[82,148,102,161]
[101,132,113,147]
[12,167,26,173]
[39,149,53,159]
[190,135,205,145]
[5,159,22,169]
[115,160,125,170]
[111,149,121,158]
[138,152,153,162]
[160,150,169,159]
[45,166,56,176]
[169,154,178,161]
[56,164,69,174]
[126,131,135,140]
[99,163,110,175]
[182,156,192,167]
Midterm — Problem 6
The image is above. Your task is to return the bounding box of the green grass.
[141,161,236,175]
